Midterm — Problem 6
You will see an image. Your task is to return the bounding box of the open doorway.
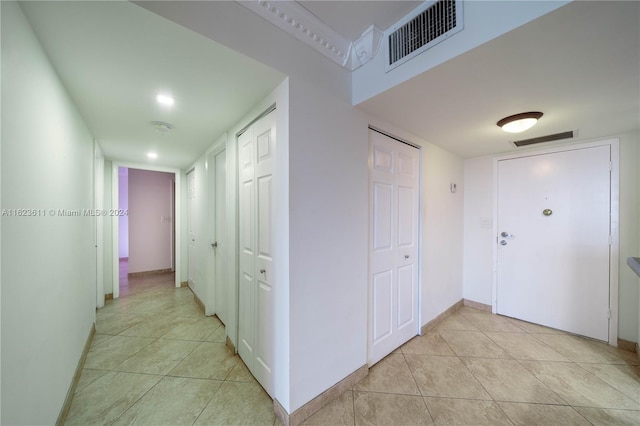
[111,162,182,299]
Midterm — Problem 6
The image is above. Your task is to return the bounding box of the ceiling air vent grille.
[386,0,463,71]
[512,131,575,147]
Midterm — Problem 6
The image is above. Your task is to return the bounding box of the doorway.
[368,128,421,366]
[495,140,619,343]
[110,163,182,299]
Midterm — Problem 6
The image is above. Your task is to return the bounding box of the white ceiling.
[20,1,285,169]
[298,1,422,40]
[20,1,639,166]
[357,1,640,158]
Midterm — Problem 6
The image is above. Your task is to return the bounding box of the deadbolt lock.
[543,209,553,216]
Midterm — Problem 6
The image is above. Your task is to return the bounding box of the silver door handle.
[404,255,410,259]
[500,232,514,238]
[260,269,266,274]
[211,242,218,248]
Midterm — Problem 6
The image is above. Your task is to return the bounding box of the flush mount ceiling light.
[151,121,173,133]
[147,152,158,159]
[156,94,175,106]
[497,111,543,133]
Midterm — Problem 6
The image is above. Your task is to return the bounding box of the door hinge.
[609,161,612,171]
[609,235,612,246]
[607,309,611,319]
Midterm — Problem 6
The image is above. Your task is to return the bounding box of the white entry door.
[187,170,196,287]
[238,111,275,395]
[368,129,420,365]
[496,145,611,341]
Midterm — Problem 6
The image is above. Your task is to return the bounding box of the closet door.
[238,111,275,395]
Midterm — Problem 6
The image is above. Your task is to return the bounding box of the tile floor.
[67,268,640,425]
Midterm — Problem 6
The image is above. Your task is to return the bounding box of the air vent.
[386,0,463,71]
[512,131,575,147]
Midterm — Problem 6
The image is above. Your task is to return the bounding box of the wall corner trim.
[56,323,96,426]
[275,364,369,426]
[421,299,464,335]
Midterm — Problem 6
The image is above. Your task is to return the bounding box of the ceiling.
[298,1,422,40]
[357,1,640,158]
[20,1,639,166]
[20,1,285,169]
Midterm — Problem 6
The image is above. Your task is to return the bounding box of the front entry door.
[496,145,612,341]
[238,111,275,395]
[368,129,420,365]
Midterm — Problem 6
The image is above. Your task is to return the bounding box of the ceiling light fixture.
[156,94,175,106]
[497,111,543,133]
[151,121,173,133]
[147,152,158,159]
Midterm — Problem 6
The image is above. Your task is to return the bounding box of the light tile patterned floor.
[67,269,640,425]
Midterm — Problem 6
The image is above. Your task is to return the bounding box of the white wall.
[463,133,640,343]
[1,3,96,423]
[288,77,369,412]
[128,169,174,273]
[118,167,129,258]
[352,1,568,104]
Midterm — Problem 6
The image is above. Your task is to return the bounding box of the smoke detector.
[152,121,173,133]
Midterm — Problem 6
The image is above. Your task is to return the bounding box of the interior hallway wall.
[462,132,640,343]
[1,3,97,424]
[128,169,174,274]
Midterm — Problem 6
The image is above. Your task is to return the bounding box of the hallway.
[66,271,275,425]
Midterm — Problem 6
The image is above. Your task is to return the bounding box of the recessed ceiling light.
[497,112,543,133]
[147,152,158,159]
[156,94,174,106]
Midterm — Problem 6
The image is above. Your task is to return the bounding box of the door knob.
[501,232,514,238]
[404,255,410,259]
[260,269,266,274]
[211,242,218,248]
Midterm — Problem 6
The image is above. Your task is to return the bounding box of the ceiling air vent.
[512,131,575,148]
[386,0,463,71]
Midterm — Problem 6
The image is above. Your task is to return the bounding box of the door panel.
[214,149,227,323]
[187,170,196,287]
[238,111,275,396]
[373,270,393,342]
[369,129,420,365]
[496,145,611,341]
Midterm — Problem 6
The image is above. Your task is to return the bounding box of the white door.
[496,145,611,341]
[187,170,196,287]
[214,149,227,324]
[238,111,275,395]
[368,129,420,365]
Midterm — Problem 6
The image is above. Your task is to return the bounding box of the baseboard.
[180,281,189,288]
[56,323,95,426]
[226,336,236,354]
[127,268,173,277]
[617,338,637,352]
[192,290,205,314]
[463,299,492,312]
[275,365,369,426]
[420,299,464,335]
